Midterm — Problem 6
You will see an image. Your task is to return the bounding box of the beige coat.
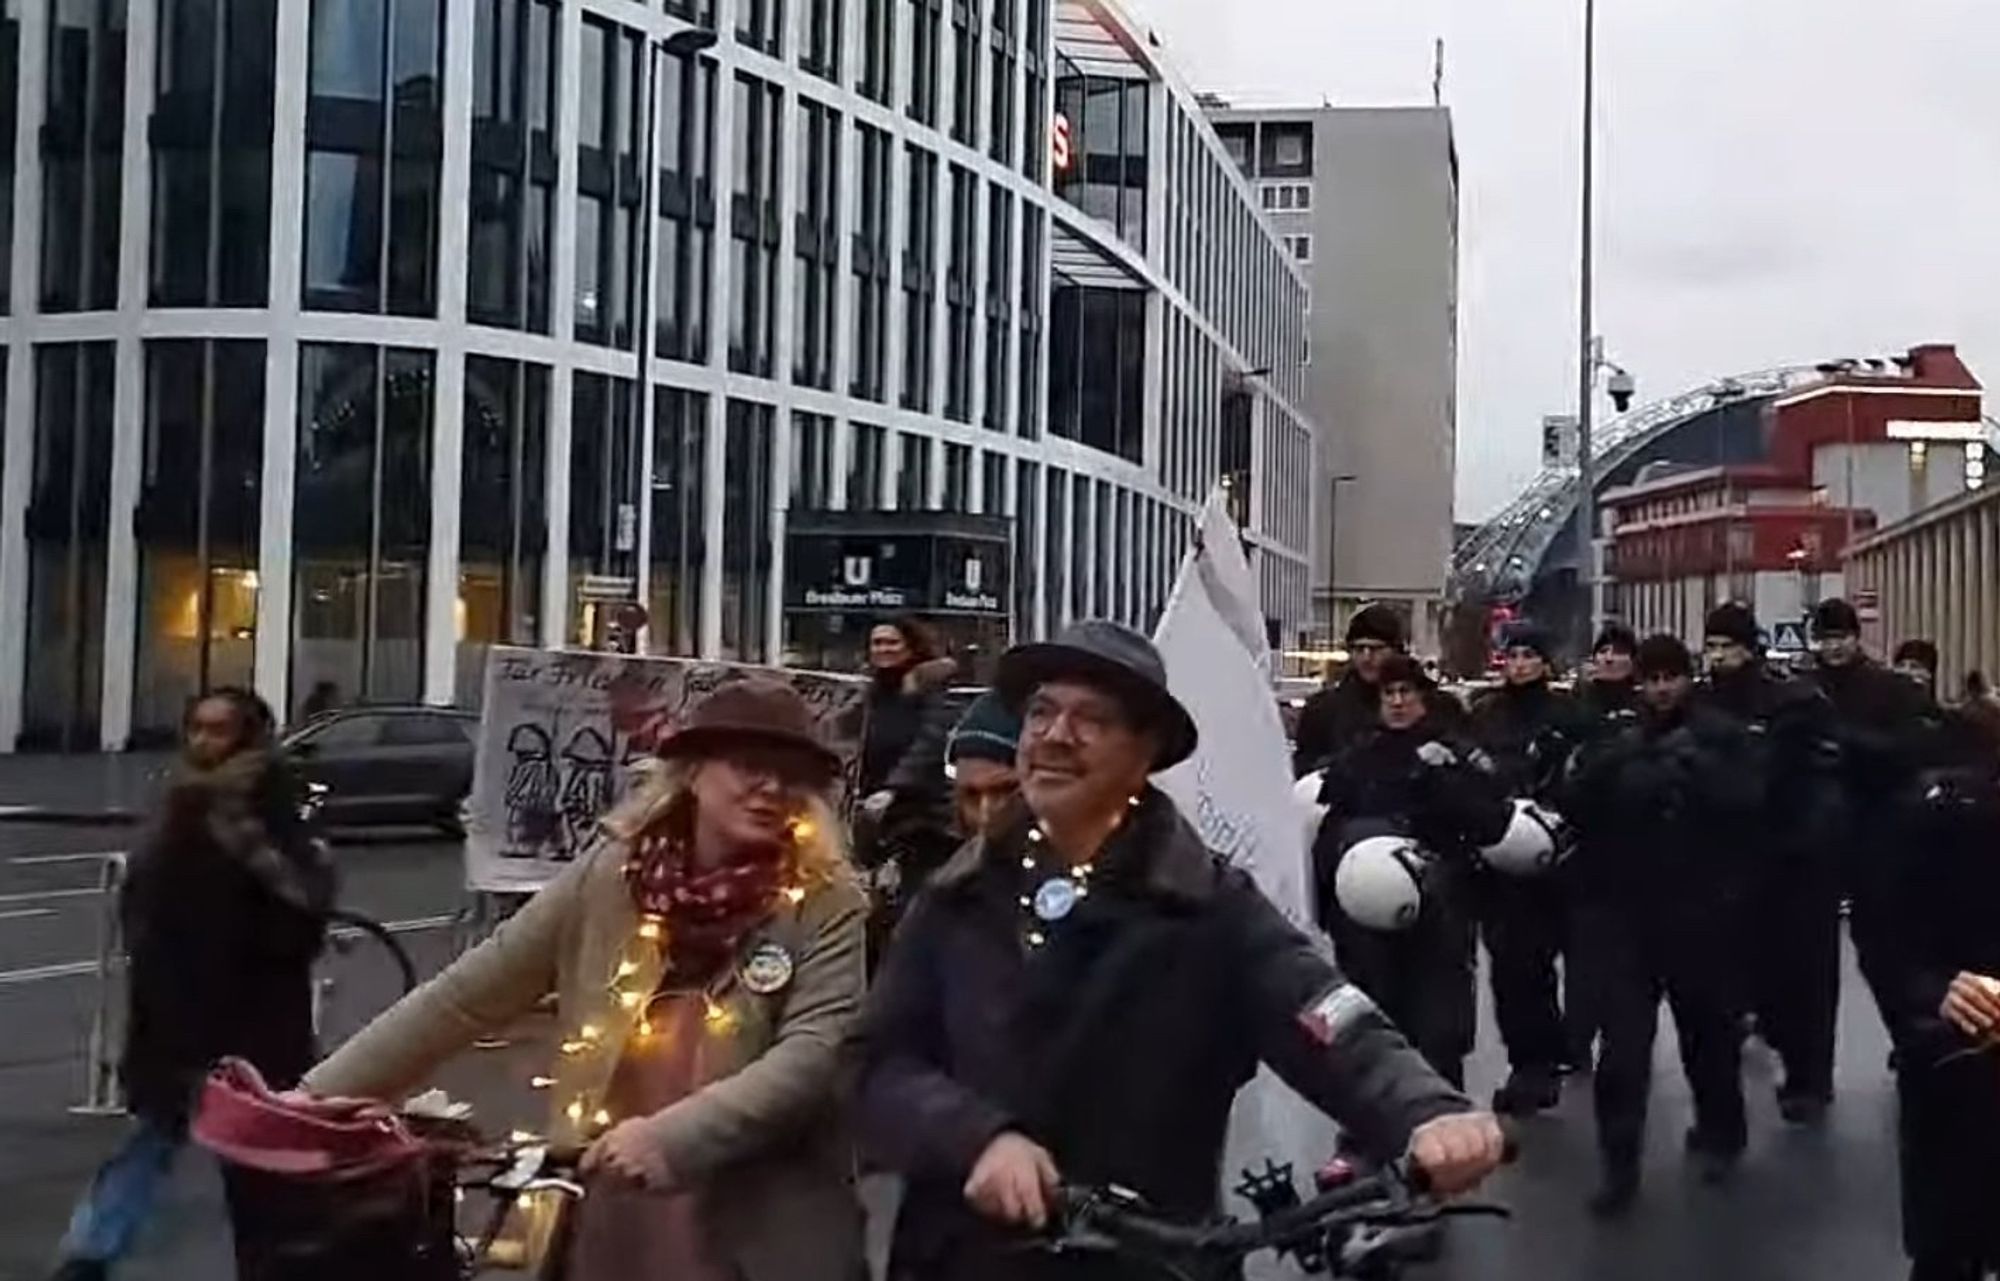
[305,837,869,1281]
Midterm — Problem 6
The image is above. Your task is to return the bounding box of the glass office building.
[0,0,1311,749]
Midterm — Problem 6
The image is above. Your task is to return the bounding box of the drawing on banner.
[467,647,868,893]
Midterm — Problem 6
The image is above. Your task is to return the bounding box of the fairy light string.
[1018,793,1141,950]
[543,810,818,1145]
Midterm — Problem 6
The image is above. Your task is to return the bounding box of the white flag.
[1154,488,1337,1277]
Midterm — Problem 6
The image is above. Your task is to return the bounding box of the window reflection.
[567,372,639,640]
[459,356,548,705]
[41,0,126,313]
[650,390,708,657]
[304,151,381,310]
[721,402,773,661]
[25,344,112,749]
[468,0,558,333]
[292,344,433,713]
[133,341,265,742]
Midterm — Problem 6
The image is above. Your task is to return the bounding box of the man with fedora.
[855,621,1505,1281]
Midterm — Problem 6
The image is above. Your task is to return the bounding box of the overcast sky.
[1130,0,2000,519]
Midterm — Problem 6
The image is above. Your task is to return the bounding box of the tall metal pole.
[1574,0,1600,638]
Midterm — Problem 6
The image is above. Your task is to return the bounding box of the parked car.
[281,705,477,832]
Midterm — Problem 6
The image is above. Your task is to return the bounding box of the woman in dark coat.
[50,688,331,1281]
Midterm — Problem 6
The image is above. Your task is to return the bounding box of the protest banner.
[1154,489,1338,1275]
[463,647,868,893]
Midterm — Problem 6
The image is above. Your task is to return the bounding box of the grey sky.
[1130,0,2000,519]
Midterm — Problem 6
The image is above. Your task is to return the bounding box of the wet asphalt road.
[0,818,1916,1280]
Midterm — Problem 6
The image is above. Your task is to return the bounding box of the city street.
[0,791,1915,1279]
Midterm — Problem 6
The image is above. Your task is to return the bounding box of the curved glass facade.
[0,0,1312,749]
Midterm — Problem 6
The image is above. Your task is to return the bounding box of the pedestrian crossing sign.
[1771,621,1809,653]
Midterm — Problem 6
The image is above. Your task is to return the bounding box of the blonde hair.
[602,755,857,892]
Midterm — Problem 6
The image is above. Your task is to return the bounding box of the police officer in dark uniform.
[1868,715,2000,1281]
[1468,621,1587,1114]
[1313,653,1513,1089]
[1565,634,1757,1216]
[1294,604,1411,776]
[1800,598,1944,1034]
[1581,624,1640,720]
[1696,600,1848,1123]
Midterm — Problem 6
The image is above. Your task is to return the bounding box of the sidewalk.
[0,753,173,823]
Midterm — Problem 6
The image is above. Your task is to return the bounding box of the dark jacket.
[1871,747,2000,1263]
[1560,701,1762,915]
[1312,725,1512,886]
[855,789,1470,1281]
[1695,662,1847,873]
[1468,681,1587,802]
[120,753,330,1122]
[1579,677,1639,724]
[1293,673,1468,777]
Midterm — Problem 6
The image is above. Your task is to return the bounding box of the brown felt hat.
[655,679,842,779]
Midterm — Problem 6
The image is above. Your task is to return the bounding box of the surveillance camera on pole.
[1607,368,1636,413]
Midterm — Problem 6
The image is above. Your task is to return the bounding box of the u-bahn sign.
[785,510,1011,617]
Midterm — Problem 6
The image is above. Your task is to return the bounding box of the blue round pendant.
[1033,876,1080,922]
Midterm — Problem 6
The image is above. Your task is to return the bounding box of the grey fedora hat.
[994,620,1199,770]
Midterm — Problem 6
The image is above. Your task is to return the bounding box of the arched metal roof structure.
[1452,364,1837,601]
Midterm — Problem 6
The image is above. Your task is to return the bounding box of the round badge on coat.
[739,942,795,995]
[1032,876,1080,923]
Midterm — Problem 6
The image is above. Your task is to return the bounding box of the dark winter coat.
[854,789,1470,1281]
[1578,676,1639,724]
[1560,701,1762,917]
[1695,663,1848,878]
[1468,681,1588,802]
[120,753,331,1122]
[1870,748,2000,1264]
[1293,673,1469,777]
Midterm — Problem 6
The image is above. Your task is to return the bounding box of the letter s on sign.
[1052,113,1073,172]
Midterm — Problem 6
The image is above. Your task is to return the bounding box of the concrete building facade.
[1844,471,2000,697]
[1205,102,1460,656]
[0,0,1314,750]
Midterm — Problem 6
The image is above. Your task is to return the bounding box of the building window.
[897,431,932,509]
[721,401,775,661]
[459,355,548,704]
[850,123,892,402]
[906,0,940,126]
[900,144,938,412]
[1215,123,1251,175]
[1285,233,1311,263]
[567,371,639,639]
[468,0,559,333]
[302,0,442,315]
[656,47,716,363]
[949,0,979,147]
[802,0,840,80]
[133,340,264,743]
[1043,466,1066,628]
[1261,122,1311,176]
[25,343,112,748]
[988,0,1015,165]
[665,0,714,24]
[737,0,783,58]
[729,73,782,377]
[41,0,126,313]
[574,18,642,348]
[793,99,841,391]
[980,449,1005,513]
[848,422,886,507]
[943,164,976,423]
[1015,457,1038,634]
[293,343,433,713]
[1017,207,1043,439]
[983,186,1013,432]
[1050,283,1144,463]
[650,388,707,657]
[1069,473,1089,623]
[790,411,836,509]
[857,0,893,105]
[1020,0,1045,181]
[151,0,277,308]
[1052,59,1147,250]
[942,441,971,511]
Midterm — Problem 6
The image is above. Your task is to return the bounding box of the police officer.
[1696,600,1847,1123]
[1468,621,1587,1114]
[1581,624,1640,720]
[1313,653,1513,1089]
[1868,715,2000,1281]
[1293,604,1410,776]
[1565,634,1756,1216]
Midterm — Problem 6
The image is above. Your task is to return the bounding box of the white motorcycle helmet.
[1293,771,1330,848]
[1479,799,1570,876]
[1333,835,1431,932]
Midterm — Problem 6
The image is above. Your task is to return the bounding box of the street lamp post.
[1574,0,1598,639]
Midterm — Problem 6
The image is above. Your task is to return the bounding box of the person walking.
[856,621,1504,1281]
[853,618,961,939]
[1696,600,1847,1123]
[1311,653,1514,1090]
[943,691,1022,841]
[1293,604,1409,776]
[301,680,869,1281]
[1565,635,1757,1216]
[51,689,332,1281]
[1468,622,1587,1115]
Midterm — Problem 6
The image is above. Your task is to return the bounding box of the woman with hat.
[300,680,869,1281]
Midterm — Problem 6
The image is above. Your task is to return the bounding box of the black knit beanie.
[1345,604,1406,649]
[1704,602,1759,649]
